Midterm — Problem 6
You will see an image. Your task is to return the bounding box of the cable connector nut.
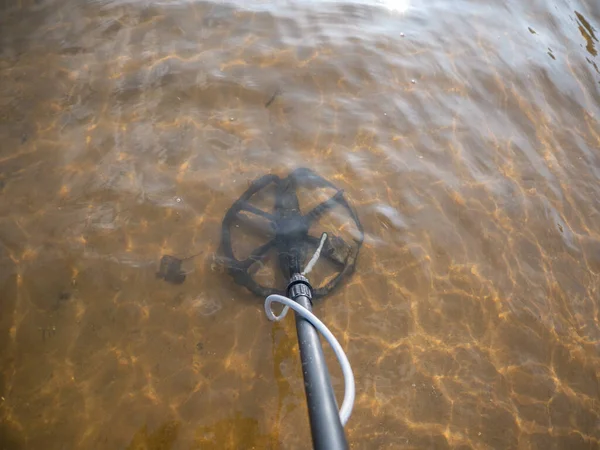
[287,273,313,301]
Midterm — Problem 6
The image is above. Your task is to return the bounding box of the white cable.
[302,232,328,275]
[264,294,355,426]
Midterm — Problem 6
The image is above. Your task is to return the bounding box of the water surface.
[1,0,600,448]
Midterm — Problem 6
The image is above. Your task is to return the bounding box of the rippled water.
[1,0,599,448]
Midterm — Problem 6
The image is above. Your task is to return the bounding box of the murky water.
[1,0,600,448]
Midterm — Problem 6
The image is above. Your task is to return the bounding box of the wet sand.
[1,0,600,448]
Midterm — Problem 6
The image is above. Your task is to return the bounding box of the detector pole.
[287,274,348,450]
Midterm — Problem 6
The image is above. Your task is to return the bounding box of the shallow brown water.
[1,0,600,448]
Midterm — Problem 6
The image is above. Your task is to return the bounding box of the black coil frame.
[219,168,364,298]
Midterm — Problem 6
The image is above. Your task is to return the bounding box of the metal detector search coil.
[218,168,364,298]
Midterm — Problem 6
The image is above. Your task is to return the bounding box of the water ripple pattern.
[0,0,599,448]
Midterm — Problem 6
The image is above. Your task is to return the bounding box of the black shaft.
[294,294,349,450]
